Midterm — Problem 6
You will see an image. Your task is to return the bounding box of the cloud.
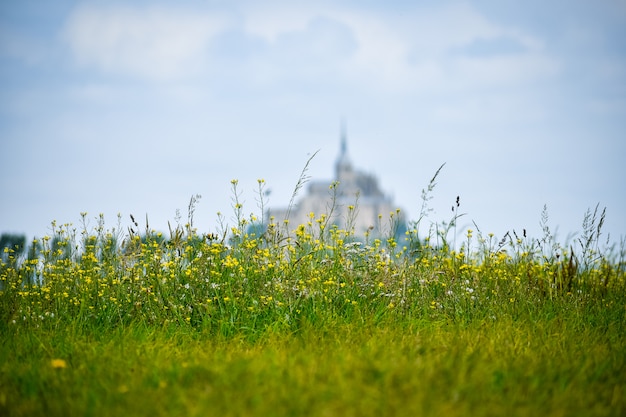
[447,53,559,89]
[396,4,558,92]
[60,1,560,97]
[63,4,230,80]
[454,36,528,57]
[273,17,358,66]
[238,2,559,94]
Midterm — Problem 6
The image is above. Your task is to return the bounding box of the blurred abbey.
[267,125,406,240]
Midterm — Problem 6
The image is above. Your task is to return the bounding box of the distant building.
[267,125,405,239]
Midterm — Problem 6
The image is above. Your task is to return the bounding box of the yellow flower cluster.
[1,210,623,329]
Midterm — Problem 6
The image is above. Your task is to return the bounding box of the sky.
[1,0,625,249]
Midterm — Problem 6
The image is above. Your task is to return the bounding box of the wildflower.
[51,359,67,369]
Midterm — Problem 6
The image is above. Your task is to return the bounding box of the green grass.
[2,312,624,417]
[1,176,625,416]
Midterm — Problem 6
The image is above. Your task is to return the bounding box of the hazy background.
[1,0,625,247]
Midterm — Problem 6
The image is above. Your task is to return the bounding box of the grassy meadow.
[1,175,625,416]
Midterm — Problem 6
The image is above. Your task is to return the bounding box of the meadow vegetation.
[1,166,625,416]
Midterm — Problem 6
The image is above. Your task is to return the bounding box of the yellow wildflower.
[51,359,67,369]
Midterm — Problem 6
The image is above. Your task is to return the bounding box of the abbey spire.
[335,120,352,180]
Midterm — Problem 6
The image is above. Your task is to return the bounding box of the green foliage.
[0,233,26,261]
[1,171,625,417]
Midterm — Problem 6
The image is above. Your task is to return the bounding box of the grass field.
[1,176,625,416]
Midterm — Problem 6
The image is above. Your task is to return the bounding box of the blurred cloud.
[63,4,230,80]
[59,2,560,94]
[457,36,529,57]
